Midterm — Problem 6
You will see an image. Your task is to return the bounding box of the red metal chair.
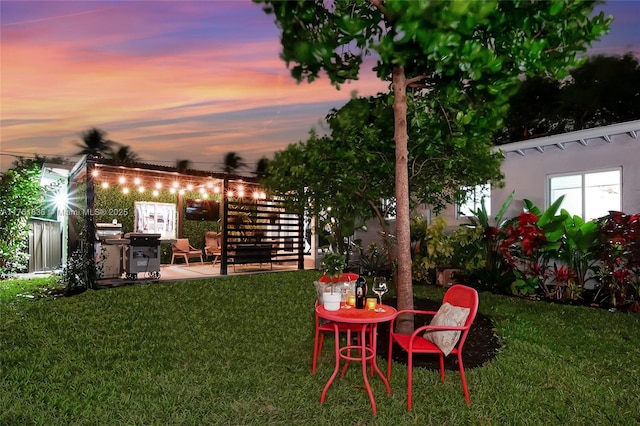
[386,284,479,409]
[312,272,371,374]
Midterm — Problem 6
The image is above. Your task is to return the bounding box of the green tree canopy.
[256,0,611,332]
[495,53,640,143]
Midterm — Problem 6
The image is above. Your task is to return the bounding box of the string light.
[101,182,109,189]
[152,190,159,197]
[122,187,130,195]
[118,176,126,184]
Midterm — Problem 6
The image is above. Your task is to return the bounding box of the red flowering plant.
[499,212,549,295]
[593,212,640,308]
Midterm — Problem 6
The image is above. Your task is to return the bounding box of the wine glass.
[372,277,388,312]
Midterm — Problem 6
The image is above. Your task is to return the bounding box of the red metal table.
[315,304,397,415]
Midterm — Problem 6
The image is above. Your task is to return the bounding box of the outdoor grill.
[124,233,161,280]
[95,223,124,279]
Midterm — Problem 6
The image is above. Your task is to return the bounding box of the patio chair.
[170,238,204,266]
[387,284,479,409]
[312,273,373,375]
[204,231,222,266]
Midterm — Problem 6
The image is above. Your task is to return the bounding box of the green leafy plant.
[0,164,44,278]
[358,242,391,279]
[410,216,453,284]
[320,252,347,282]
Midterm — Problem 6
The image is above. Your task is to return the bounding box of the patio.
[96,260,302,287]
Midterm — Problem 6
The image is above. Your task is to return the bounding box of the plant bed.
[377,296,500,371]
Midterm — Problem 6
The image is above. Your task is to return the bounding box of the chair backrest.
[173,238,190,252]
[205,232,221,250]
[442,285,479,349]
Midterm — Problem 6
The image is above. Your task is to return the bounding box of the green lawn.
[1,270,639,425]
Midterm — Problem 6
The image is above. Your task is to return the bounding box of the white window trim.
[546,166,622,220]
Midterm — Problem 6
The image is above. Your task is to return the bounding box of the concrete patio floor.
[96,261,302,287]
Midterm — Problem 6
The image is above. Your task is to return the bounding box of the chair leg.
[407,351,414,410]
[386,334,393,380]
[458,353,471,404]
[439,354,445,381]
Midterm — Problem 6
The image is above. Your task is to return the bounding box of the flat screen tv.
[185,199,220,221]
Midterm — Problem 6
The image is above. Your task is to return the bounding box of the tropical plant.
[320,252,347,281]
[75,127,115,158]
[254,157,269,179]
[358,242,392,279]
[593,211,640,307]
[462,191,516,292]
[109,144,141,163]
[411,216,453,285]
[256,0,611,333]
[222,152,246,174]
[176,159,191,173]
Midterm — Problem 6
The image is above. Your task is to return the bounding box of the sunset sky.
[2,1,639,174]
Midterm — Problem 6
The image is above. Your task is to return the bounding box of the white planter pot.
[323,292,341,311]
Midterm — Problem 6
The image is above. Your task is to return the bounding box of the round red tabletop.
[316,304,397,324]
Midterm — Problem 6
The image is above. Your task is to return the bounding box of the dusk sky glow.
[1,1,639,174]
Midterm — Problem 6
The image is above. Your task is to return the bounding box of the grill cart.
[124,233,161,280]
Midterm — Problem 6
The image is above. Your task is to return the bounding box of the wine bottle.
[355,276,367,309]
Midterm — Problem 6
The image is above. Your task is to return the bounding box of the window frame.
[546,167,622,220]
[457,184,491,219]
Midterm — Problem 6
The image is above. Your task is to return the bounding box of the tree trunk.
[392,65,414,334]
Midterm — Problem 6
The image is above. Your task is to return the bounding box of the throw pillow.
[423,302,470,356]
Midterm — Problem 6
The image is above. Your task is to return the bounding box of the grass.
[1,270,640,425]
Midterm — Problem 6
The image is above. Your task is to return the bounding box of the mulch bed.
[376,297,501,371]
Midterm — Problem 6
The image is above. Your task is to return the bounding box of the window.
[548,168,621,220]
[134,201,176,238]
[381,198,396,220]
[458,184,491,218]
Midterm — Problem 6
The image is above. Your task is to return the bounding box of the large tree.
[495,53,640,143]
[256,0,610,333]
[264,93,503,263]
[222,152,247,174]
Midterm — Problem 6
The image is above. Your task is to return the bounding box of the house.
[356,120,640,252]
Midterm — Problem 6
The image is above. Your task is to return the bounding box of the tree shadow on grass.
[376,297,500,371]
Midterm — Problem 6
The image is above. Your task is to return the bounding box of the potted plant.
[318,252,347,311]
[321,252,347,282]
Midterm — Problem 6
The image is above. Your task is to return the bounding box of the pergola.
[68,155,305,287]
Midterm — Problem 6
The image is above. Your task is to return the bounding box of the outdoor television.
[185,199,220,222]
